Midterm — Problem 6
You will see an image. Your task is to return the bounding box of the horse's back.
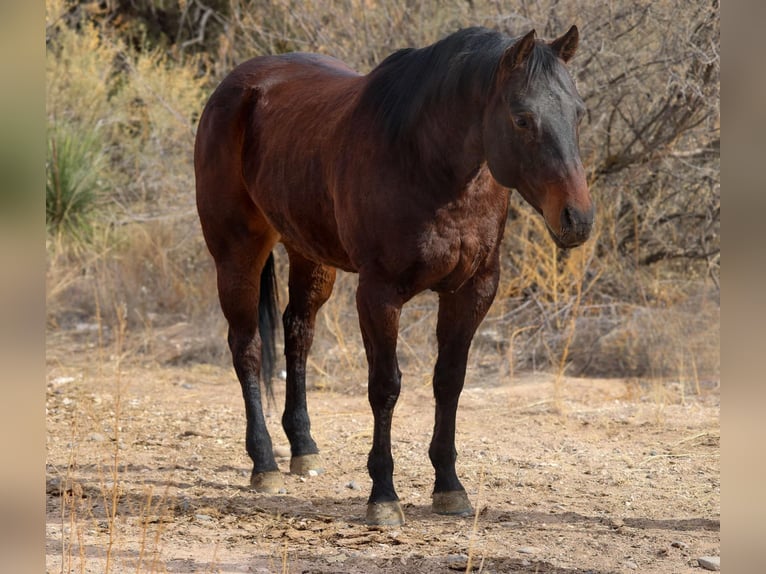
[195,53,363,268]
[196,52,360,161]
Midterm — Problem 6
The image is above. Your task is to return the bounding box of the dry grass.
[45,0,719,384]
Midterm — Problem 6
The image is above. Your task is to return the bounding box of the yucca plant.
[46,124,106,240]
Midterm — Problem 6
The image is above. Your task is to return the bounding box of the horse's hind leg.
[281,249,336,475]
[212,228,283,493]
[430,260,500,516]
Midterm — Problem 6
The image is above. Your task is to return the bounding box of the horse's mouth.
[545,221,588,250]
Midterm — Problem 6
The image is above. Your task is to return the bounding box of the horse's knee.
[368,370,401,412]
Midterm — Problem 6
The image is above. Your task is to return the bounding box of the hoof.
[432,490,473,516]
[289,454,324,476]
[366,501,405,526]
[250,470,284,494]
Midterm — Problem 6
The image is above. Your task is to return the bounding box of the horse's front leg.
[430,260,500,516]
[356,277,406,526]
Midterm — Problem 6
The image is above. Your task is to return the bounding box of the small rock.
[623,560,638,570]
[307,469,319,477]
[517,546,540,554]
[88,432,106,442]
[446,554,469,571]
[51,376,76,386]
[194,514,214,522]
[671,540,688,550]
[697,556,720,571]
[180,383,194,390]
[345,480,360,490]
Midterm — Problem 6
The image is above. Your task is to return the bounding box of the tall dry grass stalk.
[465,465,487,573]
[49,285,185,573]
[102,302,128,573]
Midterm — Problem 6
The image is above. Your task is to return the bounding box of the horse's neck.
[411,101,486,191]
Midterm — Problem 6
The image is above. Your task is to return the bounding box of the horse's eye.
[513,115,531,129]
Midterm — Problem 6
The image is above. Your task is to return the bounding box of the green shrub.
[45,124,106,240]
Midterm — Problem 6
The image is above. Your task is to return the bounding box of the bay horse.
[195,25,593,526]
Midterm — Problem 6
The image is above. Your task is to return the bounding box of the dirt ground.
[45,330,720,574]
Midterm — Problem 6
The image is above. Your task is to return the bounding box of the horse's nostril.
[561,206,593,235]
[558,205,594,246]
[560,206,575,233]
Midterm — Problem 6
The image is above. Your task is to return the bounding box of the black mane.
[359,27,560,145]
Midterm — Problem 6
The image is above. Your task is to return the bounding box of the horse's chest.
[425,213,499,293]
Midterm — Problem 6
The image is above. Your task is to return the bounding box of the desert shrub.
[45,0,719,382]
[46,0,212,331]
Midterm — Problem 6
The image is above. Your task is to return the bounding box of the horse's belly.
[247,146,357,270]
[260,200,356,271]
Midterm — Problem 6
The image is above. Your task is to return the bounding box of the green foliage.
[46,124,106,240]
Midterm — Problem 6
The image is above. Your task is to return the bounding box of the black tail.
[258,252,280,403]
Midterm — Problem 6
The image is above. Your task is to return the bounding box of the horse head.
[483,26,594,248]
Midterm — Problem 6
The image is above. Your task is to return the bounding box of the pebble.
[194,514,214,522]
[445,554,469,571]
[697,556,720,571]
[517,546,540,554]
[307,469,319,477]
[51,376,76,386]
[671,540,688,550]
[623,560,638,570]
[345,480,360,490]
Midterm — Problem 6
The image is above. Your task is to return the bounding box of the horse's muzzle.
[549,204,594,249]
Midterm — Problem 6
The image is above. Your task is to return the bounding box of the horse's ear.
[500,29,537,72]
[550,25,579,63]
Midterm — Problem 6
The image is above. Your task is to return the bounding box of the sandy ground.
[46,331,719,573]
